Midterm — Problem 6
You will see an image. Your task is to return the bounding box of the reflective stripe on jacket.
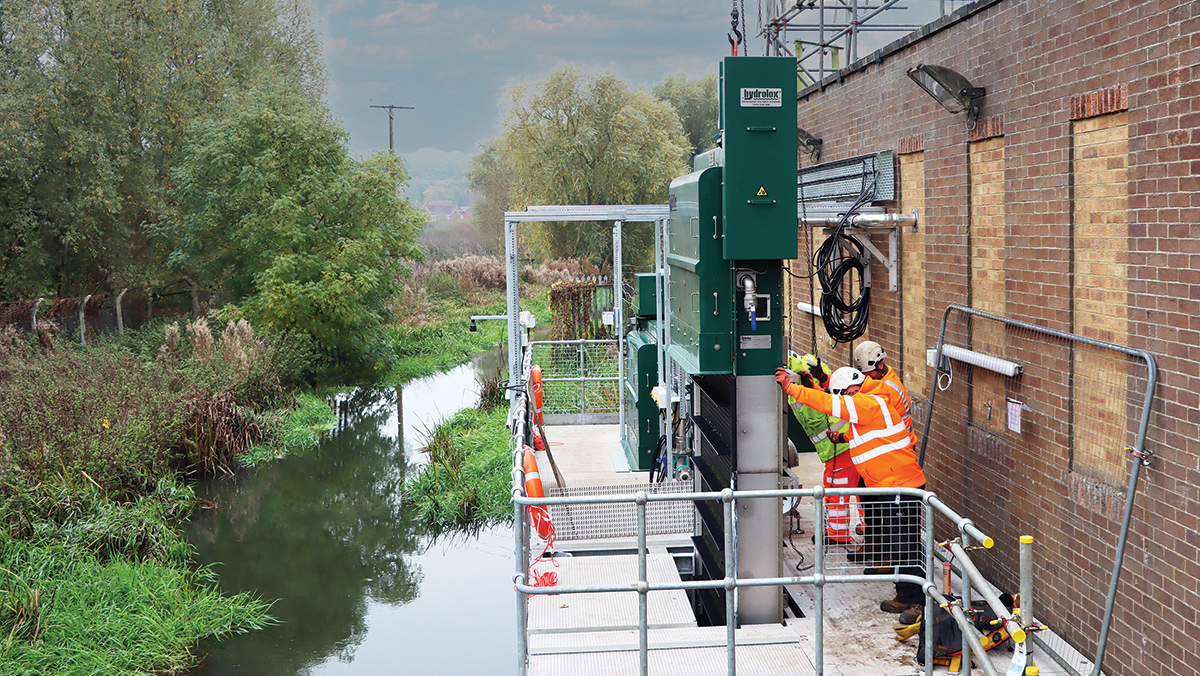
[878,366,918,447]
[784,379,926,488]
[787,395,849,462]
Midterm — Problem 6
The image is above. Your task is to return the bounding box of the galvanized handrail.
[513,465,1008,674]
[920,304,1157,676]
[510,341,1026,676]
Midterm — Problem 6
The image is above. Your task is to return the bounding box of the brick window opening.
[1070,111,1129,487]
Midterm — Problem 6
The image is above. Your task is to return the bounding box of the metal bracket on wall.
[804,208,917,292]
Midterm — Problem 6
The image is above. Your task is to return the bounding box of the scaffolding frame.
[759,0,968,85]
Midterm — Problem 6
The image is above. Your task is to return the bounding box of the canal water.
[187,353,517,675]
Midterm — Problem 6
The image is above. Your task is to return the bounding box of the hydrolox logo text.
[740,88,782,107]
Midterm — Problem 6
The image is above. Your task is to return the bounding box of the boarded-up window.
[969,137,1007,432]
[1071,112,1129,486]
[899,152,927,395]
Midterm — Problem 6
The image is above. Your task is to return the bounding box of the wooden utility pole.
[369,104,415,151]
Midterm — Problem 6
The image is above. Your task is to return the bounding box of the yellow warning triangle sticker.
[756,186,769,196]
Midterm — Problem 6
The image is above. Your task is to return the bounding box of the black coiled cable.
[813,181,875,344]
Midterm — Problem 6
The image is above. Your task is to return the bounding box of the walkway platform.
[527,424,1095,676]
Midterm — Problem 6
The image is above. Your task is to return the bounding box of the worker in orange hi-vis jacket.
[854,341,917,448]
[775,364,926,618]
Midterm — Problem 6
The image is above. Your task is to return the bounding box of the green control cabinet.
[622,329,659,471]
[666,166,733,374]
[634,272,658,318]
[720,57,798,261]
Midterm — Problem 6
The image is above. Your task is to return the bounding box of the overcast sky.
[310,0,732,158]
[308,1,949,160]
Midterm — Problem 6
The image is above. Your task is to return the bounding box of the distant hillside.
[403,148,472,209]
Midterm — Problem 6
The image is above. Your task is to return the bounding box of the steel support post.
[722,489,736,676]
[505,221,521,401]
[637,493,649,676]
[924,500,935,676]
[1020,534,1035,669]
[615,222,626,443]
[814,484,825,676]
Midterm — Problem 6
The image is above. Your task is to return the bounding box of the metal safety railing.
[508,349,1035,676]
[920,305,1156,676]
[527,339,621,422]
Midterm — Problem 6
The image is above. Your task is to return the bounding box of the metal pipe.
[814,483,825,676]
[959,529,973,670]
[923,500,935,676]
[927,304,1159,676]
[614,221,626,455]
[723,489,736,676]
[637,493,648,676]
[1019,535,1033,628]
[925,586,1003,676]
[948,541,1026,644]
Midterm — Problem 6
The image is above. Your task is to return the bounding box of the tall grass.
[402,407,513,534]
[0,320,327,674]
[0,541,272,675]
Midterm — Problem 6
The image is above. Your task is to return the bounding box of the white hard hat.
[853,341,886,372]
[828,366,866,395]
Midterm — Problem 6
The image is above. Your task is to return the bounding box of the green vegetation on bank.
[0,321,334,674]
[402,406,514,534]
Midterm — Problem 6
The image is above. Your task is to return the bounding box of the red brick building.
[784,1,1199,673]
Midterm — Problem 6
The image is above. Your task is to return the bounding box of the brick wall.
[786,1,1200,673]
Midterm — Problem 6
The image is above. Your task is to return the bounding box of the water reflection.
[189,351,516,675]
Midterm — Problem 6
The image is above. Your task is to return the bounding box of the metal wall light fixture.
[906,64,986,130]
[797,128,823,162]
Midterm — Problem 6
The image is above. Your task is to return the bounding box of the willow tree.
[653,73,719,159]
[483,68,690,266]
[0,0,324,299]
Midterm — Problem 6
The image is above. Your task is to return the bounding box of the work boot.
[898,605,924,625]
[862,560,894,575]
[880,598,922,614]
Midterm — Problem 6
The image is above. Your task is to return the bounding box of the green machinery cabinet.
[666,166,733,375]
[719,57,798,261]
[634,272,657,318]
[622,329,659,471]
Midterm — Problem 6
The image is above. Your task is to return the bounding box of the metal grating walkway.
[529,625,816,676]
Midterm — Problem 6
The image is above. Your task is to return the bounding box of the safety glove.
[825,429,847,444]
[809,357,829,386]
[799,371,814,389]
[774,367,791,388]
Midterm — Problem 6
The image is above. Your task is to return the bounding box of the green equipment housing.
[660,56,798,626]
[622,273,660,471]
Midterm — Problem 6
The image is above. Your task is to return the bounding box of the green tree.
[653,73,720,159]
[0,0,324,299]
[486,68,690,265]
[155,86,423,375]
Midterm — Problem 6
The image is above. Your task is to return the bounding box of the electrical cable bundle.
[812,180,875,344]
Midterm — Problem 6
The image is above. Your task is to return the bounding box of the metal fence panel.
[529,340,621,416]
[919,304,1155,676]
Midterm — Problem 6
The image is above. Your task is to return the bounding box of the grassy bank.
[0,321,334,674]
[402,405,514,534]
